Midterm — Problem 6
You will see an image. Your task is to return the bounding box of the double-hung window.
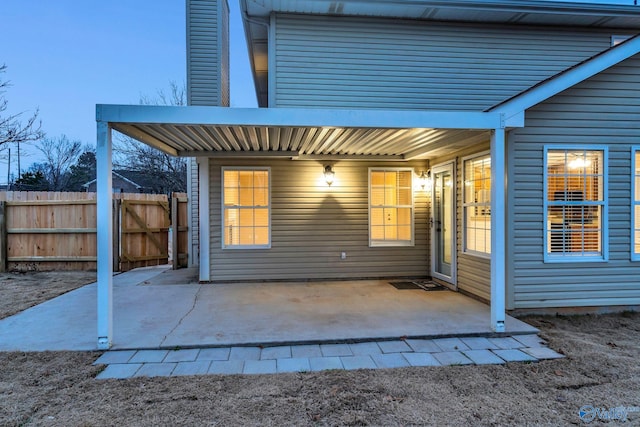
[544,147,607,261]
[222,167,270,249]
[463,153,491,256]
[633,148,640,260]
[369,168,414,247]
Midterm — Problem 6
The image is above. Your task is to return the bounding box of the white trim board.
[97,105,505,131]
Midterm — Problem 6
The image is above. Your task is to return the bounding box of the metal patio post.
[490,127,506,332]
[97,120,113,349]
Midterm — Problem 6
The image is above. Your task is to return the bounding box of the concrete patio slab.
[377,340,412,353]
[93,350,136,365]
[463,349,505,365]
[405,339,441,353]
[460,337,499,350]
[320,344,353,357]
[521,347,564,360]
[277,357,310,373]
[433,338,470,352]
[371,353,410,368]
[208,360,244,375]
[489,337,524,350]
[197,348,230,361]
[229,347,261,361]
[0,265,538,352]
[261,346,292,360]
[433,351,473,366]
[172,361,211,376]
[513,334,548,348]
[349,342,382,356]
[493,349,537,362]
[93,332,565,378]
[341,355,377,370]
[135,362,177,377]
[291,345,323,358]
[164,349,200,363]
[402,352,441,367]
[243,359,276,375]
[97,363,142,379]
[129,350,168,363]
[309,356,343,371]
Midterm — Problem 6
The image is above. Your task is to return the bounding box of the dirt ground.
[0,271,97,319]
[0,310,638,426]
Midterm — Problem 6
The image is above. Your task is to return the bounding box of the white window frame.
[221,166,271,250]
[368,167,415,247]
[462,151,491,259]
[632,147,640,261]
[543,145,608,263]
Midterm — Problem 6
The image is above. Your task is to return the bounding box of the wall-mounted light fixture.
[324,165,335,186]
[419,170,431,190]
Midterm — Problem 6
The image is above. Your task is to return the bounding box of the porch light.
[324,165,335,186]
[419,170,431,190]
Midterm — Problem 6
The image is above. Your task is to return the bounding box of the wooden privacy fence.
[171,193,189,269]
[0,191,188,272]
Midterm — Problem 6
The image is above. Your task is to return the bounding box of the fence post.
[171,193,178,270]
[112,198,121,272]
[0,201,6,272]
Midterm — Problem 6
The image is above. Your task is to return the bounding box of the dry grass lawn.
[0,271,96,319]
[0,312,638,425]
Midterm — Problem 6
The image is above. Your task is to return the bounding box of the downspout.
[240,0,270,106]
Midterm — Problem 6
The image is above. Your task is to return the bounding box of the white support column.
[490,128,506,333]
[96,121,113,349]
[198,158,210,281]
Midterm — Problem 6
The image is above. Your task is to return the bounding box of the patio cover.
[95,105,517,349]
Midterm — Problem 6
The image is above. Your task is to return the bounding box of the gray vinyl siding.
[186,0,229,106]
[188,158,199,265]
[432,143,491,301]
[219,0,230,107]
[507,54,640,309]
[273,14,613,111]
[207,159,429,281]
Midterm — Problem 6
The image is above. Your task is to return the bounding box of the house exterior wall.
[186,0,229,106]
[272,14,614,111]
[507,53,640,309]
[431,142,492,302]
[206,158,430,281]
[186,0,230,266]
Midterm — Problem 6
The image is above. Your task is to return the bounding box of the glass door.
[431,163,456,287]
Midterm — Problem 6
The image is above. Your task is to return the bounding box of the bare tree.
[114,81,187,194]
[35,135,82,191]
[139,80,185,107]
[0,64,44,147]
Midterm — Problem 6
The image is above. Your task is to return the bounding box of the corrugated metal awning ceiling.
[101,105,501,161]
[112,123,488,161]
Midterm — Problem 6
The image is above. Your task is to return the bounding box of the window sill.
[544,254,607,263]
[222,245,271,250]
[369,241,414,248]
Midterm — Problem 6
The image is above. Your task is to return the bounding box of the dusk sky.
[1,0,256,184]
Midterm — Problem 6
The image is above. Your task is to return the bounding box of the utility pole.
[16,140,20,181]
